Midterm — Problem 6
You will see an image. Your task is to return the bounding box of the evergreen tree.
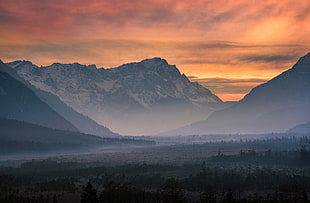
[221,189,235,203]
[201,185,216,203]
[81,182,98,203]
[99,181,117,202]
[52,195,57,203]
[162,178,186,203]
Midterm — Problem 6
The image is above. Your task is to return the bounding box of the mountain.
[287,122,310,134]
[0,118,153,155]
[31,89,119,137]
[162,53,310,135]
[1,60,118,137]
[0,61,78,132]
[9,58,228,135]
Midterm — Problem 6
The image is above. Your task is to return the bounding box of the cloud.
[0,8,20,23]
[294,1,310,21]
[192,78,268,84]
[189,77,269,101]
[1,0,310,41]
[239,53,301,63]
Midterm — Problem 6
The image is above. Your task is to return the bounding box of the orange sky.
[1,0,310,101]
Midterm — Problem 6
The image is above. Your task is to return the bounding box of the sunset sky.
[1,0,310,101]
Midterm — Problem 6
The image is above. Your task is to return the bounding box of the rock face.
[9,58,225,135]
[163,53,310,136]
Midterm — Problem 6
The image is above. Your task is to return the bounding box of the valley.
[1,134,310,202]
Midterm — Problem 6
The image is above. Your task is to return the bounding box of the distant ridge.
[160,52,310,136]
[287,122,310,134]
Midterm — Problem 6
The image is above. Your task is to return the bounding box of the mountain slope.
[287,122,310,134]
[163,53,310,135]
[33,90,119,137]
[2,60,118,137]
[9,58,227,135]
[0,62,78,132]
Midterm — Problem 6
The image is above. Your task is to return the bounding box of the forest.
[1,135,310,202]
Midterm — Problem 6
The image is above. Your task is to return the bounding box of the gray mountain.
[0,61,77,131]
[162,52,310,135]
[1,60,118,137]
[287,122,310,134]
[9,58,226,135]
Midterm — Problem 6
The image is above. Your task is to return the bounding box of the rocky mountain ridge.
[9,58,227,135]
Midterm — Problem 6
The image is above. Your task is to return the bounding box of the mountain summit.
[9,58,226,135]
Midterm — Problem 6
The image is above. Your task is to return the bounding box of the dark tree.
[302,190,308,203]
[53,195,57,203]
[162,178,186,203]
[221,189,235,203]
[201,185,216,203]
[99,181,117,202]
[81,182,98,203]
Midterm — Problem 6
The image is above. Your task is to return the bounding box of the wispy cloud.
[1,0,310,41]
[189,77,268,84]
[239,53,301,63]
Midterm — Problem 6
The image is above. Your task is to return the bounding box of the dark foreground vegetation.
[1,135,310,202]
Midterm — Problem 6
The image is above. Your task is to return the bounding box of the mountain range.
[162,53,310,135]
[9,58,228,135]
[0,61,158,155]
[4,53,310,137]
